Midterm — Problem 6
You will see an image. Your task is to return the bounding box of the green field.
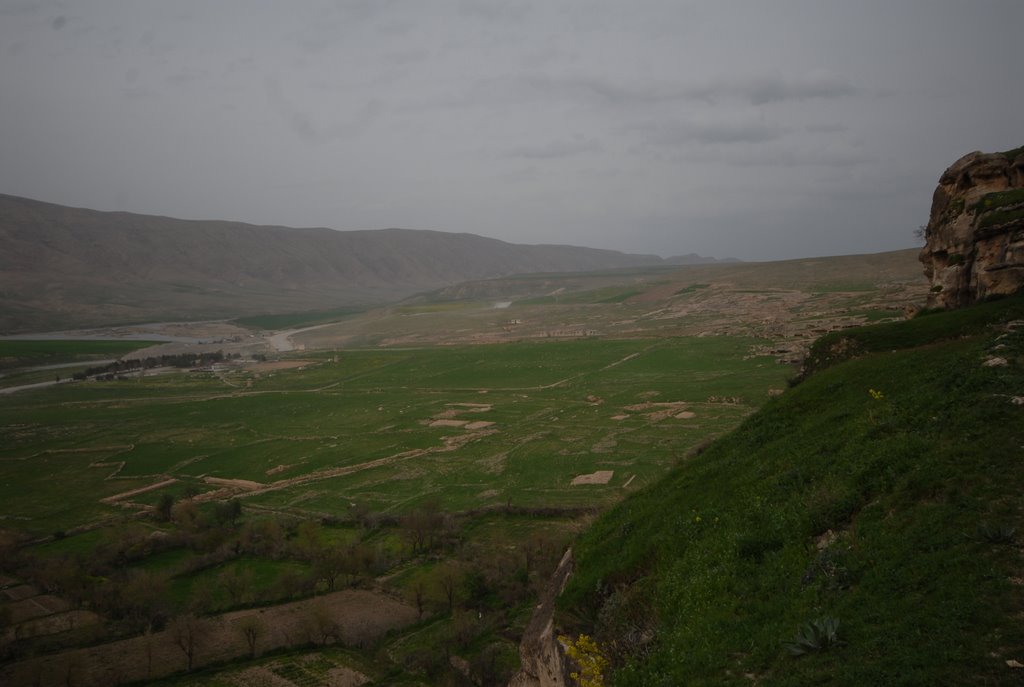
[231,306,365,331]
[0,339,157,368]
[0,337,789,536]
[0,334,794,684]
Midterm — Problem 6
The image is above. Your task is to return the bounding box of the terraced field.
[1,337,788,536]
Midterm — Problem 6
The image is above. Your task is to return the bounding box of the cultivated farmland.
[0,249,930,685]
[0,336,787,685]
[1,338,786,534]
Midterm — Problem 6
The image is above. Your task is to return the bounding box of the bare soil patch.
[0,589,416,687]
[229,659,369,687]
[8,593,70,623]
[2,584,38,602]
[8,609,101,641]
[248,360,312,373]
[204,476,265,490]
[463,420,495,430]
[623,401,687,412]
[209,429,501,502]
[429,419,468,428]
[446,403,492,411]
[571,470,614,486]
[100,477,177,504]
[328,665,371,686]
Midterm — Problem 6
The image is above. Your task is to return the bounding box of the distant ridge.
[666,252,742,265]
[0,194,684,332]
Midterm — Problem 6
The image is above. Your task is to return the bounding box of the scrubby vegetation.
[560,294,1024,685]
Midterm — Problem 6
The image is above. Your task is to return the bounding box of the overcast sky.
[1,1,1022,260]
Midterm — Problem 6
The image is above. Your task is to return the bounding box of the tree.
[218,566,254,607]
[401,500,444,554]
[171,614,212,671]
[292,520,323,560]
[435,561,463,613]
[312,545,346,591]
[235,614,266,658]
[120,570,170,633]
[239,518,285,558]
[171,500,202,532]
[215,499,242,527]
[303,599,340,645]
[62,653,85,687]
[155,493,175,522]
[409,579,427,619]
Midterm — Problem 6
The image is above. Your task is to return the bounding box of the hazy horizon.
[2,1,1022,261]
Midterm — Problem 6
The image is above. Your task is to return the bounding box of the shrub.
[785,616,845,656]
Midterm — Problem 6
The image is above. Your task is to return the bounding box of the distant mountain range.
[0,194,734,332]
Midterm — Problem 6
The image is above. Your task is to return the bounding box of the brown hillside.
[0,194,668,332]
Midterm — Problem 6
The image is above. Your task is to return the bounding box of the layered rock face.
[920,147,1024,308]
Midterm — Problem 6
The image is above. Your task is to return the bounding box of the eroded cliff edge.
[508,548,574,687]
[920,146,1024,308]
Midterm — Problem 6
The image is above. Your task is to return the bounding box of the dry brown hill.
[0,194,676,332]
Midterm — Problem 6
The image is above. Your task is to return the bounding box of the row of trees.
[72,350,238,381]
[1,495,573,682]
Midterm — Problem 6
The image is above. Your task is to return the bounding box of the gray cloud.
[507,136,604,159]
[1,1,1022,262]
[262,76,382,144]
[743,72,858,105]
[0,1,46,17]
[633,118,787,147]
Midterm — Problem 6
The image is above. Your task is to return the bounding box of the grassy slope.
[561,294,1024,686]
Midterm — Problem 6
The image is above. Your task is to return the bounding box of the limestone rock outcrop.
[920,147,1024,308]
[507,548,575,687]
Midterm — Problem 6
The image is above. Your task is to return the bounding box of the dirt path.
[194,429,500,504]
[266,322,346,353]
[99,478,177,504]
[0,379,70,395]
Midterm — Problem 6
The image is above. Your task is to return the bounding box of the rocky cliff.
[507,548,575,687]
[920,146,1024,308]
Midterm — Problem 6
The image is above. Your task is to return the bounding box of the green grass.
[803,293,1024,374]
[0,365,95,389]
[976,187,1024,212]
[561,295,1024,686]
[230,306,364,330]
[979,206,1024,229]
[0,337,789,536]
[1001,145,1024,163]
[167,557,312,611]
[395,301,485,314]
[516,286,645,305]
[971,188,1024,229]
[674,283,710,295]
[0,339,157,369]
